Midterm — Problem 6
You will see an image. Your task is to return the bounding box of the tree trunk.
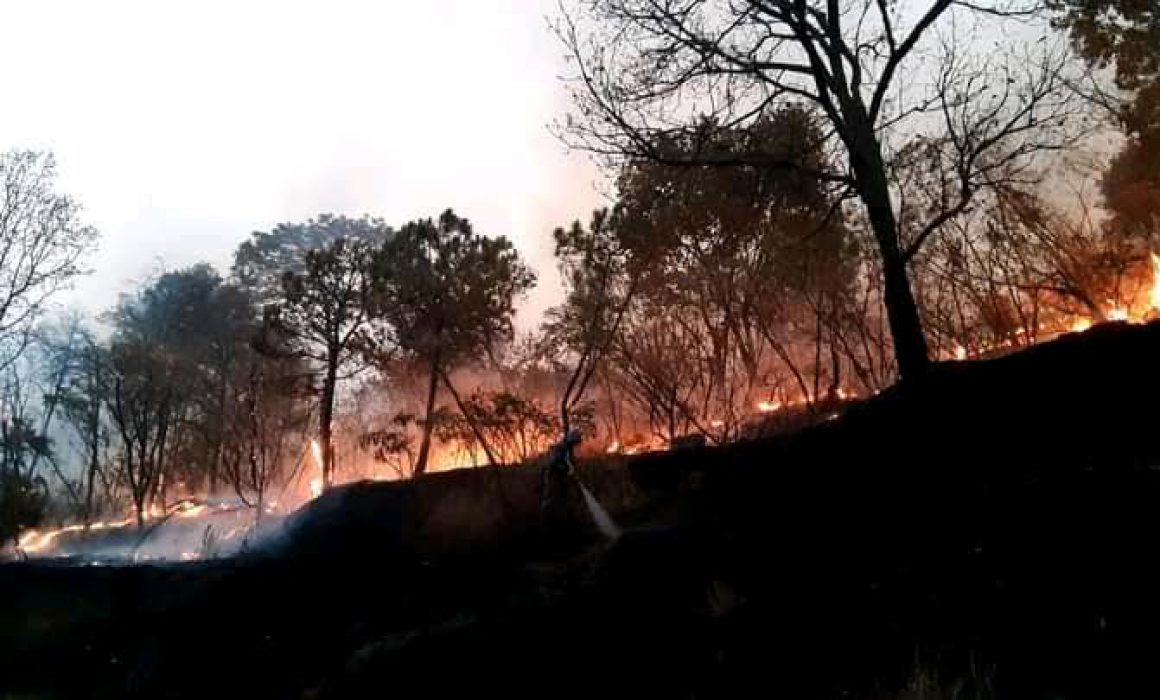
[209,370,229,494]
[880,248,930,380]
[319,352,339,489]
[813,300,823,405]
[133,484,146,530]
[849,128,931,380]
[84,404,99,528]
[440,370,498,467]
[827,311,842,400]
[414,354,441,477]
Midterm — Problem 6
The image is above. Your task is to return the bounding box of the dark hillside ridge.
[2,320,1160,699]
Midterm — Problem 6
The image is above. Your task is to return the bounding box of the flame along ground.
[11,253,1160,560]
[608,252,1160,457]
[1152,253,1160,310]
[309,438,324,499]
[14,499,253,557]
[944,252,1160,362]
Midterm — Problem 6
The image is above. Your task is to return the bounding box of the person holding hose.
[540,427,585,545]
[541,428,582,521]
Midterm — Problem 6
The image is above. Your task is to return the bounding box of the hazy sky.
[0,0,603,325]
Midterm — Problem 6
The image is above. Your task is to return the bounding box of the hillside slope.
[3,320,1160,699]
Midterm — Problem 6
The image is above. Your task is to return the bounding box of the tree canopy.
[370,209,535,475]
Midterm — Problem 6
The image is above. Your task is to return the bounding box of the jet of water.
[577,482,621,541]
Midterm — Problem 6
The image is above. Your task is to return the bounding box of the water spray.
[575,478,621,541]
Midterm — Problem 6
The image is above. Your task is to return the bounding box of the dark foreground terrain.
[3,321,1160,699]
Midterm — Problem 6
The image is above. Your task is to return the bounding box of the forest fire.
[1152,253,1160,310]
[12,246,1157,562]
[950,251,1160,360]
[9,1,1160,697]
[16,517,137,555]
[10,499,260,560]
[604,436,667,456]
[1107,306,1130,322]
[1070,253,1160,330]
[1070,318,1093,333]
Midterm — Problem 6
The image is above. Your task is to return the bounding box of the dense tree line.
[1,201,537,542]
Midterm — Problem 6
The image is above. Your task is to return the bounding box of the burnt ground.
[3,320,1160,699]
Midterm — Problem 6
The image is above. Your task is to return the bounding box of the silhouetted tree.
[549,112,861,440]
[1051,0,1159,137]
[220,354,309,517]
[544,208,637,434]
[103,337,182,527]
[434,390,596,465]
[370,210,535,475]
[55,326,110,526]
[1052,1,1160,240]
[102,265,227,523]
[108,265,250,497]
[263,225,387,489]
[557,0,1084,379]
[0,363,51,548]
[0,150,97,370]
[234,214,389,304]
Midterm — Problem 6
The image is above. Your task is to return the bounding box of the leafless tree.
[105,340,180,528]
[913,181,1147,354]
[220,357,309,518]
[0,150,97,370]
[55,327,112,526]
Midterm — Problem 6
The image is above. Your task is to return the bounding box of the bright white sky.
[0,0,603,325]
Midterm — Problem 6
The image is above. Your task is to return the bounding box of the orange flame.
[1069,318,1093,333]
[309,439,324,498]
[172,502,208,519]
[310,439,323,470]
[16,515,142,554]
[1151,252,1160,312]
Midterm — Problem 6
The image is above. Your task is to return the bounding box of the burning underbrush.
[4,498,287,564]
[3,320,1160,700]
[10,250,1159,567]
[5,320,1160,700]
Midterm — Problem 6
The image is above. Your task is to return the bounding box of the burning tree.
[544,208,639,435]
[358,411,418,479]
[219,355,310,517]
[104,339,180,528]
[102,266,249,524]
[432,390,596,466]
[369,210,535,475]
[250,217,391,490]
[547,109,867,444]
[557,0,1086,379]
[912,182,1154,356]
